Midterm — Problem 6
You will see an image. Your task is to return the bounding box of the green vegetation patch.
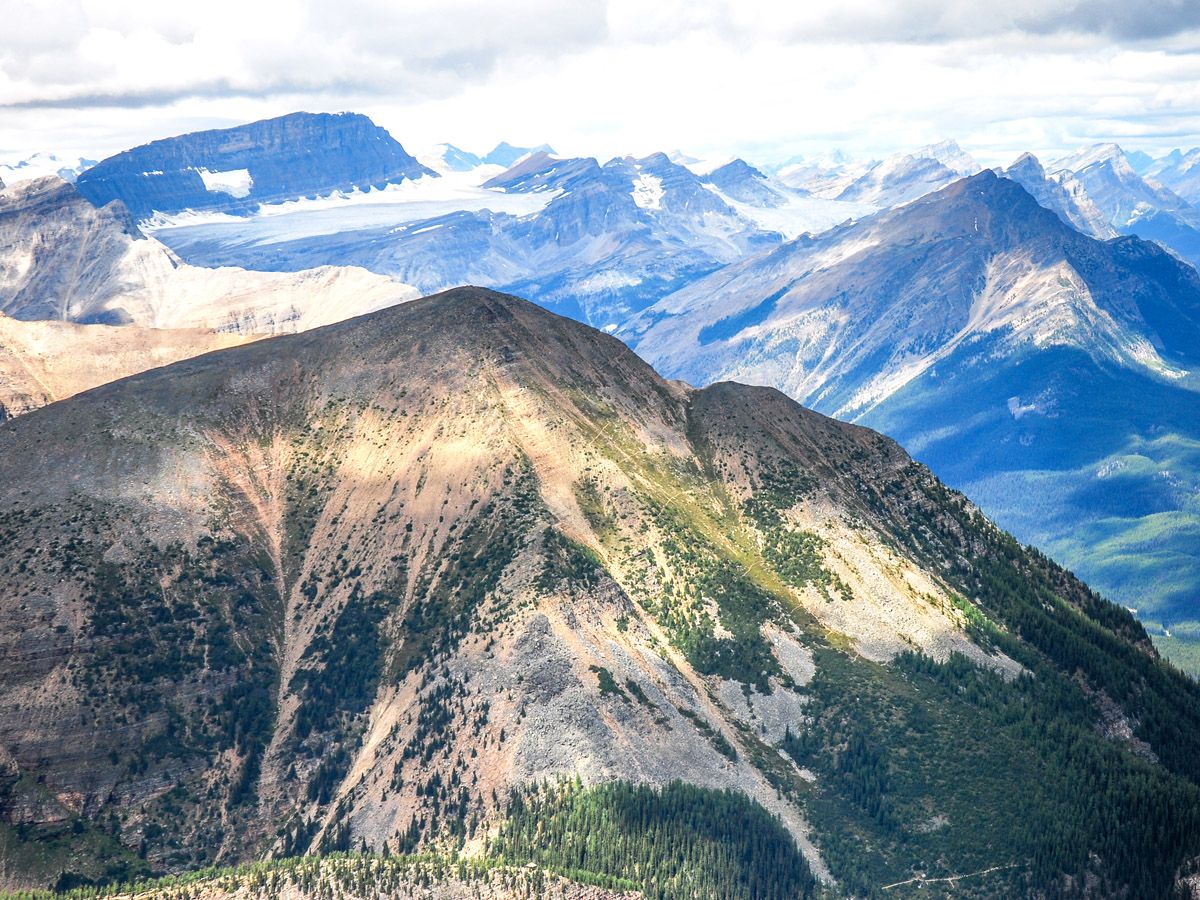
[589,665,628,700]
[642,502,782,691]
[786,644,1200,898]
[291,584,392,741]
[492,779,816,899]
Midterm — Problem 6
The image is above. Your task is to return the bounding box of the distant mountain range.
[1145,147,1200,204]
[1049,143,1200,270]
[421,141,557,173]
[147,148,804,328]
[0,152,96,186]
[13,111,1200,666]
[774,140,980,207]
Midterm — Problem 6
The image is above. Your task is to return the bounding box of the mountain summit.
[75,112,436,219]
[625,170,1200,631]
[1,287,1199,895]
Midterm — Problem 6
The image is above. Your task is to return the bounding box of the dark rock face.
[75,112,436,219]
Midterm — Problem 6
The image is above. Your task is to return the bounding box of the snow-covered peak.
[483,142,556,168]
[680,155,736,177]
[1006,152,1047,179]
[1052,143,1132,175]
[912,139,980,176]
[0,152,96,186]
[1002,153,1117,240]
[417,143,485,174]
[1147,147,1200,178]
[667,149,702,167]
[1141,147,1200,206]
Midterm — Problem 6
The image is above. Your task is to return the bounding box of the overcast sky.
[3,0,1200,166]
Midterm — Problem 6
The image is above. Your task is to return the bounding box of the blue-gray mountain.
[1051,143,1200,271]
[701,159,794,207]
[75,112,435,219]
[483,141,556,167]
[157,150,782,328]
[1001,152,1116,240]
[1146,147,1200,205]
[624,170,1200,660]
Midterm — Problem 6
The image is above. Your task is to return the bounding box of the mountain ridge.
[1,287,1199,896]
[624,169,1200,637]
[75,112,436,219]
[0,175,419,332]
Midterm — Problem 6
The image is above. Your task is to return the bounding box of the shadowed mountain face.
[74,112,436,219]
[2,287,1199,896]
[625,171,1200,639]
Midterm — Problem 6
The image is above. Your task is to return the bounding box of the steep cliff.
[75,112,435,219]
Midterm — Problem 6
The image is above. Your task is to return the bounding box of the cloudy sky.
[3,0,1200,166]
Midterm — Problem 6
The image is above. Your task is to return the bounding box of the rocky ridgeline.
[75,112,436,219]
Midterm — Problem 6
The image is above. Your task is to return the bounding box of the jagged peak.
[1006,151,1046,176]
[1053,142,1131,173]
[705,158,768,181]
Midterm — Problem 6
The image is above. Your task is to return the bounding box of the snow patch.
[632,173,664,210]
[573,270,643,294]
[196,168,253,198]
[706,184,872,239]
[145,170,558,241]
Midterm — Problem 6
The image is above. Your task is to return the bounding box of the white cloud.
[1,0,1199,166]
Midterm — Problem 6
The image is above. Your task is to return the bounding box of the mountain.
[1125,149,1157,174]
[834,142,980,207]
[0,314,258,419]
[1145,147,1200,205]
[921,139,981,175]
[480,150,599,192]
[1002,152,1117,239]
[624,170,1200,650]
[786,141,981,209]
[74,112,436,220]
[0,152,96,185]
[2,286,1199,896]
[152,151,784,329]
[1051,143,1200,268]
[773,150,857,192]
[701,159,794,207]
[424,143,485,173]
[483,141,556,167]
[0,176,418,331]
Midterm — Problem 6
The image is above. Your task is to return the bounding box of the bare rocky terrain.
[0,314,258,419]
[0,176,418,332]
[0,288,1197,897]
